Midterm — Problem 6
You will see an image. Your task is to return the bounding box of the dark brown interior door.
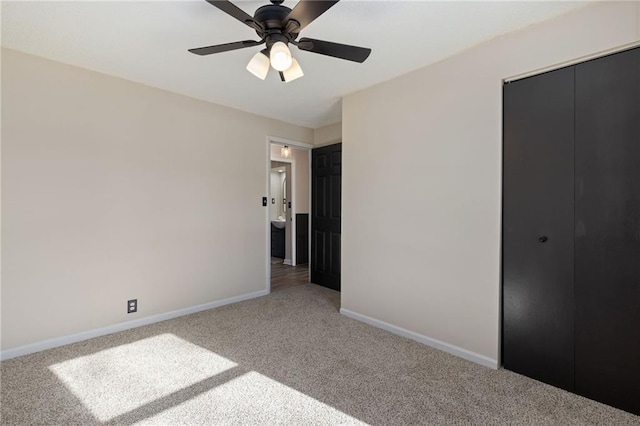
[311,143,341,291]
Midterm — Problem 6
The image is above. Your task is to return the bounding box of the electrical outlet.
[127,299,137,314]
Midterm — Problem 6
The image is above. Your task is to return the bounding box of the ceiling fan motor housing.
[254,4,299,48]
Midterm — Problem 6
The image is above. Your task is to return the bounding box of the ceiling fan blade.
[189,40,263,56]
[205,1,260,30]
[296,38,371,63]
[284,0,340,32]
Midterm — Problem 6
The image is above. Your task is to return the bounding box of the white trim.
[283,258,292,266]
[265,138,272,293]
[307,148,312,281]
[340,308,498,370]
[504,41,640,83]
[289,159,296,266]
[268,136,314,150]
[0,289,269,361]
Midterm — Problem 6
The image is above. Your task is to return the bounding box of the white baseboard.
[283,258,293,265]
[340,308,498,370]
[1,289,269,361]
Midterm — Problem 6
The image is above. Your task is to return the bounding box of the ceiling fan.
[188,0,372,82]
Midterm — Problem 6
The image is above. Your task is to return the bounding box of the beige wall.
[313,122,341,146]
[1,48,313,351]
[342,2,640,365]
[291,147,309,216]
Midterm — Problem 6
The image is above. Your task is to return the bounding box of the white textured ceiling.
[1,1,589,128]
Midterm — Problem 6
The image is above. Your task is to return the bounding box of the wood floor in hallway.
[271,257,308,291]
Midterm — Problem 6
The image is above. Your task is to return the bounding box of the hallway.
[271,257,308,291]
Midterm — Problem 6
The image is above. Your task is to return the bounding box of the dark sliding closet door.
[574,47,640,414]
[502,67,576,391]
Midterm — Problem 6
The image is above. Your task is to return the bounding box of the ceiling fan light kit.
[281,58,304,82]
[269,41,293,71]
[246,50,270,80]
[189,0,371,82]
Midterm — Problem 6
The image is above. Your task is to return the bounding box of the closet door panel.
[575,47,640,415]
[503,67,575,391]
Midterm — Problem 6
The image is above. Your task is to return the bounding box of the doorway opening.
[266,137,312,292]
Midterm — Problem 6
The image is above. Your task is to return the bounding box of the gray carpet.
[1,284,638,425]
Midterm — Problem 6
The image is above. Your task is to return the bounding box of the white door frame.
[265,136,313,292]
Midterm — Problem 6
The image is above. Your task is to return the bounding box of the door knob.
[538,236,548,243]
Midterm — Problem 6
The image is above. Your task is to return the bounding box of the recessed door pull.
[538,236,548,243]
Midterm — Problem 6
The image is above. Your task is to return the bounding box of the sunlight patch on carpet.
[49,334,237,422]
[137,371,367,425]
